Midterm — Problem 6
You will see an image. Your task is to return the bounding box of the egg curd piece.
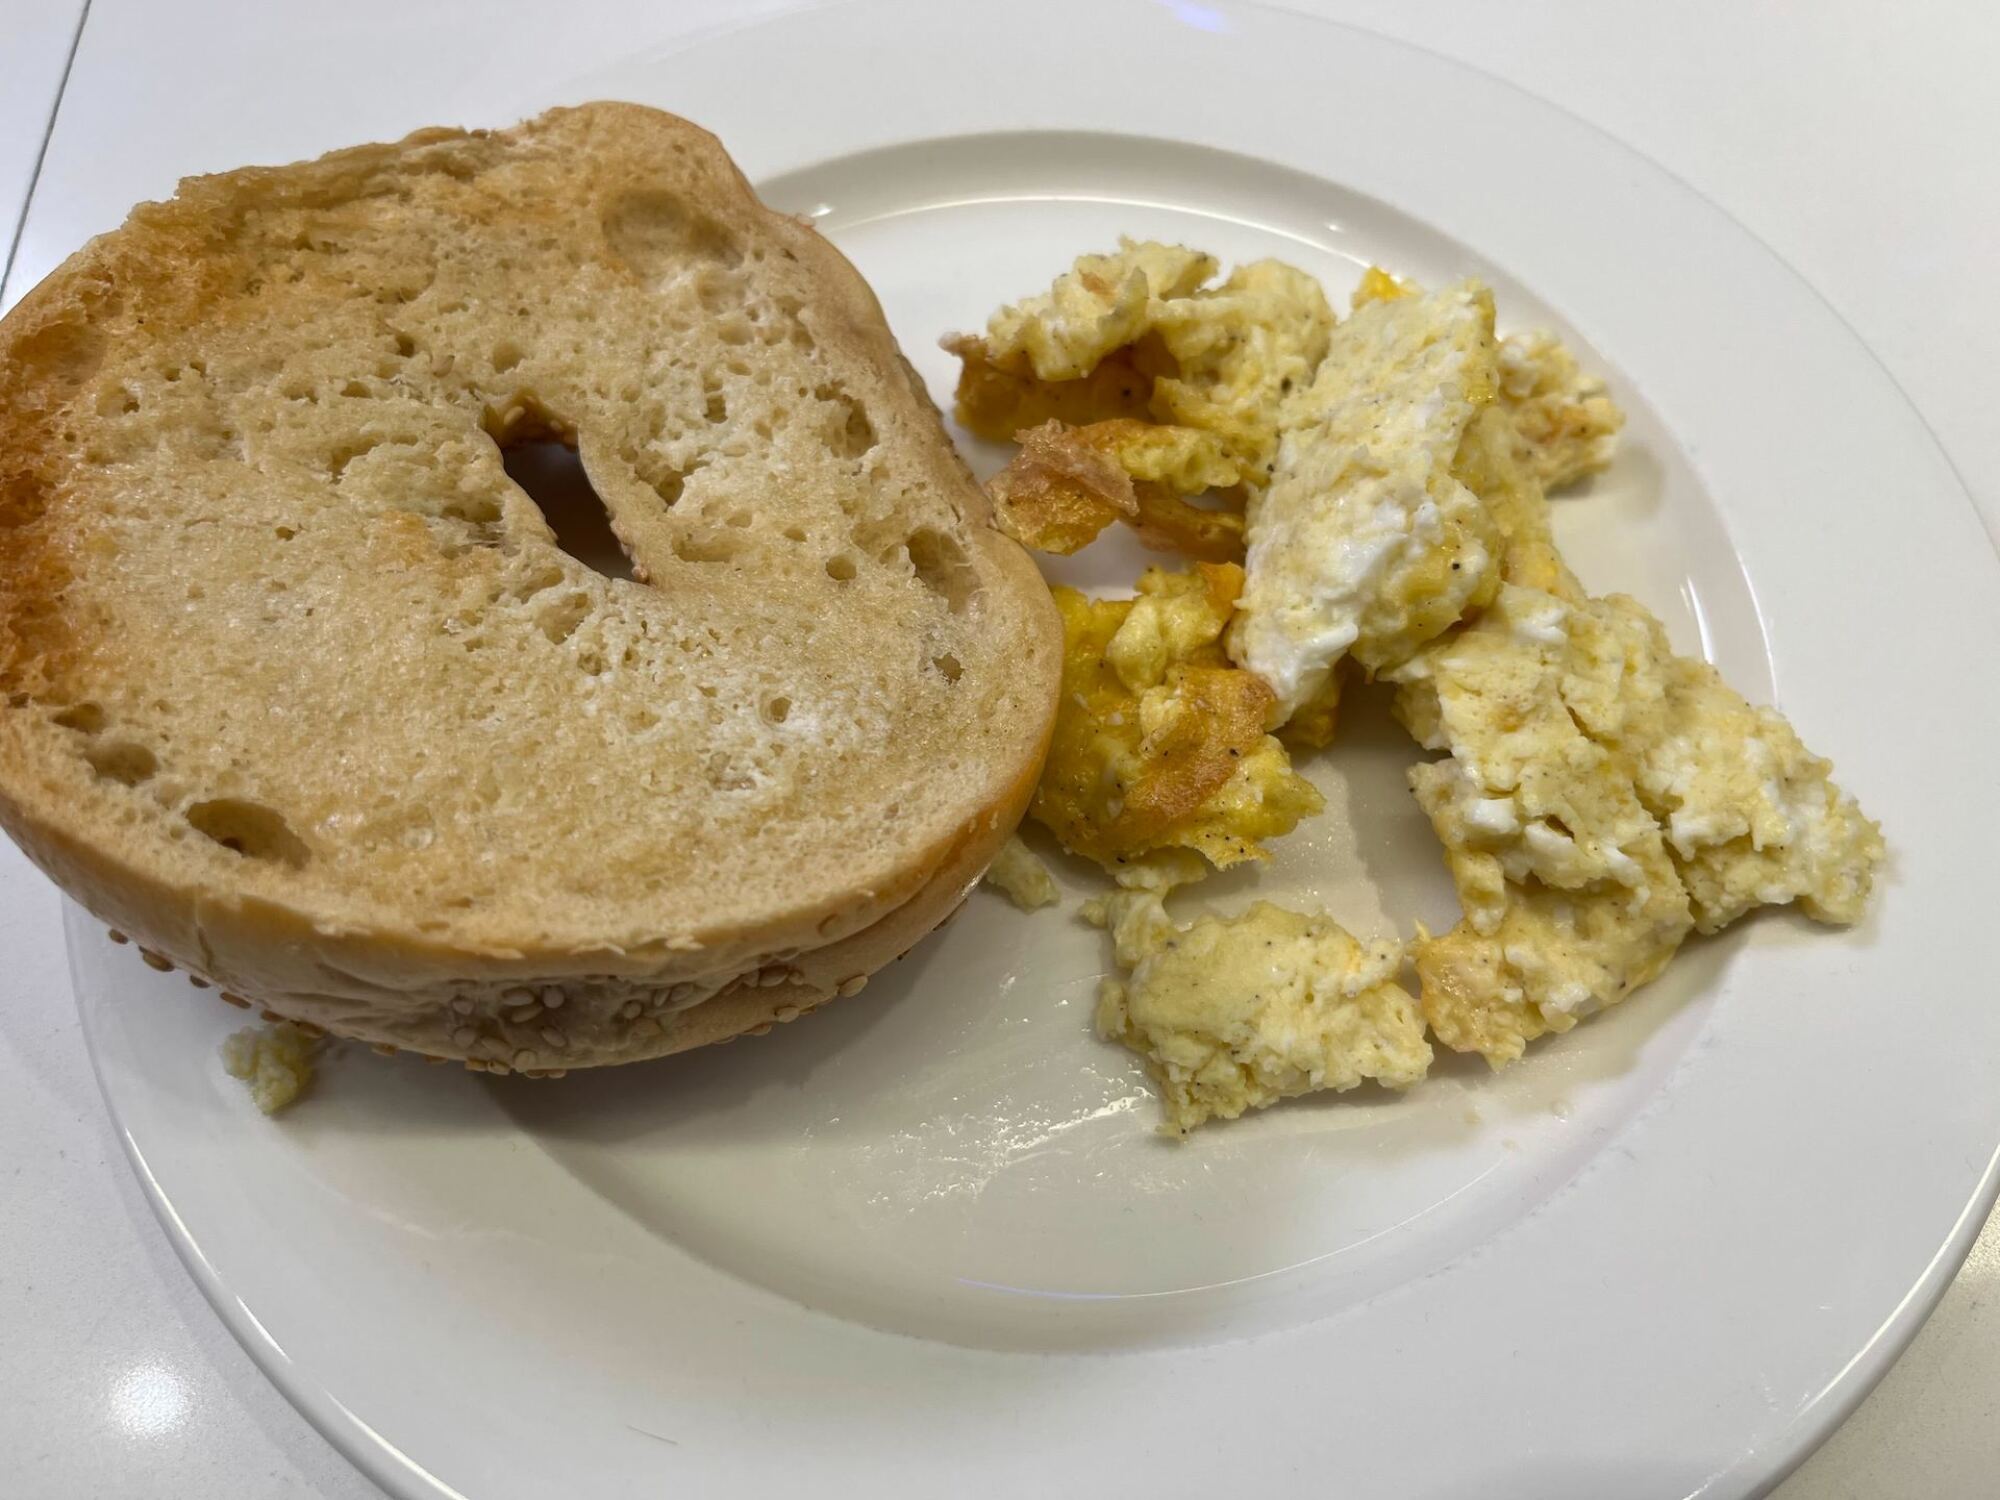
[1229,280,1503,722]
[983,419,1142,556]
[1350,264,1416,309]
[944,333,1161,443]
[1448,402,1582,601]
[1557,596,1885,934]
[985,239,1219,381]
[1144,258,1337,468]
[221,1021,321,1114]
[1029,566,1322,873]
[1352,264,1623,496]
[1093,890,1431,1135]
[1391,581,1882,1066]
[954,239,1335,470]
[1388,585,1695,1066]
[1495,331,1625,491]
[985,419,1249,558]
[984,834,1060,911]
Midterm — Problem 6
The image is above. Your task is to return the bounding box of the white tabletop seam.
[0,0,91,308]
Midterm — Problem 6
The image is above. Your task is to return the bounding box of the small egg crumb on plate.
[984,834,1060,910]
[221,1020,321,1114]
[1029,564,1322,873]
[1091,883,1430,1136]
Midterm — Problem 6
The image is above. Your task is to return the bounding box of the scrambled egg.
[985,419,1247,560]
[1449,402,1582,600]
[1144,258,1337,467]
[1030,565,1322,872]
[1496,331,1625,491]
[1228,280,1503,719]
[1351,265,1414,309]
[984,240,1217,381]
[1352,266,1623,494]
[951,237,1334,471]
[1388,585,1695,1063]
[981,418,1143,556]
[945,333,1159,438]
[1277,662,1345,750]
[1087,420,1243,492]
[1092,886,1431,1135]
[221,1020,320,1113]
[1389,582,1883,1064]
[954,243,1882,1103]
[1561,596,1885,933]
[985,834,1060,910]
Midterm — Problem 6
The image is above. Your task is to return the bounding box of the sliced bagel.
[0,103,1060,1067]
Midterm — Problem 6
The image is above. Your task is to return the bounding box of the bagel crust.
[0,104,1060,1067]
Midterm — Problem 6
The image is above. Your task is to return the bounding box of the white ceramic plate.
[75,2,2000,1495]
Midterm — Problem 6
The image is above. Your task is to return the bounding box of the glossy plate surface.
[77,2,2000,1495]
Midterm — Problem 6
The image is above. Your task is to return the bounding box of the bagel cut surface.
[0,104,1060,1066]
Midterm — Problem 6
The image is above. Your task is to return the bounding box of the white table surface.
[0,1,81,288]
[2,2,1994,1495]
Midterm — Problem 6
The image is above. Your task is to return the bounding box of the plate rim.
[72,2,2000,1496]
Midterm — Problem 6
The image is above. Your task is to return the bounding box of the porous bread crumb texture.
[0,105,1059,1018]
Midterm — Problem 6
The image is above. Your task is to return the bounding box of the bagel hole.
[672,531,742,565]
[186,798,310,867]
[502,442,635,583]
[508,563,564,602]
[537,592,592,646]
[86,740,158,786]
[814,381,876,457]
[53,702,106,734]
[905,527,980,614]
[650,456,708,509]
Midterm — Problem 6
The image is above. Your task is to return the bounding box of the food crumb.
[984,834,1060,911]
[221,1021,321,1114]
